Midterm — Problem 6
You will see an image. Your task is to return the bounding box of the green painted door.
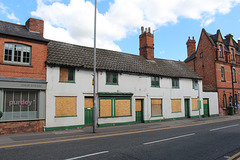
[85,97,93,126]
[85,108,93,126]
[136,99,143,123]
[184,99,190,118]
[203,98,210,117]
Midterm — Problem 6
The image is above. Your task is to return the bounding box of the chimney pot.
[141,26,144,34]
[148,27,151,33]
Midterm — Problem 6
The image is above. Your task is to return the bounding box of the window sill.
[151,86,160,88]
[1,62,33,67]
[151,115,163,117]
[172,112,182,113]
[99,115,131,118]
[106,83,118,85]
[221,80,226,82]
[59,81,76,83]
[55,115,77,118]
[172,87,180,89]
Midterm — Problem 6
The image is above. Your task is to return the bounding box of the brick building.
[0,18,48,134]
[185,29,240,115]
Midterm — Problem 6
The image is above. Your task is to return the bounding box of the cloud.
[31,0,240,51]
[0,2,19,22]
[159,51,165,55]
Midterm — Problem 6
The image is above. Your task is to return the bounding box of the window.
[223,94,227,109]
[171,99,181,113]
[55,96,77,117]
[59,67,75,82]
[229,96,233,106]
[172,78,179,88]
[151,76,160,87]
[192,98,199,111]
[221,66,225,81]
[106,72,118,85]
[4,43,31,65]
[192,79,198,90]
[2,90,39,121]
[232,68,236,82]
[231,48,234,61]
[151,99,162,116]
[219,45,223,57]
[99,97,131,117]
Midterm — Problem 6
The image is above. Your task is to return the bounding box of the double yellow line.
[228,152,240,160]
[0,117,239,149]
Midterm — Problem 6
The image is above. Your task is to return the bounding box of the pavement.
[1,115,240,148]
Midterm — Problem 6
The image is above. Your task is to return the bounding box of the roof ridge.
[0,20,25,27]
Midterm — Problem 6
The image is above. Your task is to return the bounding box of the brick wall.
[0,37,48,80]
[0,120,45,135]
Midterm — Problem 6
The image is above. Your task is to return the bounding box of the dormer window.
[219,45,223,58]
[231,48,234,61]
[4,43,31,65]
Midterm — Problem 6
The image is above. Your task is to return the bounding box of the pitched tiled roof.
[184,51,196,63]
[47,40,201,79]
[0,20,48,43]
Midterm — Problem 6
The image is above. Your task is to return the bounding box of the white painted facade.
[202,92,219,115]
[46,66,218,129]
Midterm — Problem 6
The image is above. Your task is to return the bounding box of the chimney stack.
[139,26,154,60]
[186,36,196,57]
[238,40,240,48]
[25,18,44,36]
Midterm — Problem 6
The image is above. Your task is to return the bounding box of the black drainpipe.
[231,65,235,110]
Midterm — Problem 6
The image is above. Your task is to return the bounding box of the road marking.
[143,133,195,145]
[65,151,109,160]
[0,117,239,149]
[210,124,239,132]
[227,152,240,160]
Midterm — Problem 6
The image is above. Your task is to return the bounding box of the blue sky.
[0,0,240,61]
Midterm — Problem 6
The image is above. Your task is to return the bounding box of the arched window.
[223,94,227,109]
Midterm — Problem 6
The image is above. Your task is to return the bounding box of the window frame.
[231,48,234,61]
[192,79,198,90]
[59,67,75,83]
[219,45,223,58]
[221,66,225,81]
[3,43,32,65]
[106,72,118,85]
[223,94,227,109]
[172,78,180,88]
[151,76,160,88]
[151,99,163,117]
[232,68,236,83]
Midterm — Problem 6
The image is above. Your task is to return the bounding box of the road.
[1,119,240,160]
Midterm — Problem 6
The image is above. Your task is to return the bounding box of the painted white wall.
[202,92,219,115]
[46,66,211,128]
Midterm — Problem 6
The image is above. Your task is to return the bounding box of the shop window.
[171,99,181,113]
[99,99,112,117]
[2,90,39,121]
[59,67,75,83]
[172,78,179,88]
[106,72,118,85]
[221,66,225,81]
[4,43,31,65]
[55,96,76,117]
[223,94,227,109]
[151,99,162,116]
[99,98,131,117]
[151,76,160,87]
[192,98,199,111]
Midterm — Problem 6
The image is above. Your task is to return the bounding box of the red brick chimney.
[139,26,154,60]
[238,40,240,48]
[25,18,44,36]
[186,36,196,57]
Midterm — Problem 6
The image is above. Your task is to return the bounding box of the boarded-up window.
[59,67,75,82]
[85,97,93,109]
[151,99,162,116]
[171,99,181,113]
[192,98,198,111]
[100,99,112,117]
[135,100,142,112]
[115,99,131,116]
[55,97,77,117]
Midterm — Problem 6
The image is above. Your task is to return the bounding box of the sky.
[0,0,240,61]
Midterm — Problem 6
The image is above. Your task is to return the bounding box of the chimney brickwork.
[139,26,154,60]
[25,18,44,36]
[186,36,196,57]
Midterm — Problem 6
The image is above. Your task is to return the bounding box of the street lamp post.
[93,0,97,133]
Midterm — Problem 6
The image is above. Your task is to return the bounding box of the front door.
[84,97,93,126]
[203,98,210,117]
[136,99,143,123]
[184,99,190,118]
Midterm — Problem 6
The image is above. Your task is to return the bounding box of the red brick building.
[0,18,48,134]
[185,29,240,115]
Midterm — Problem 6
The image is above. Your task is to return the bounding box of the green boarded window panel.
[100,99,112,117]
[59,67,75,83]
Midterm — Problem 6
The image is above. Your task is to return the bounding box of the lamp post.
[93,0,97,133]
